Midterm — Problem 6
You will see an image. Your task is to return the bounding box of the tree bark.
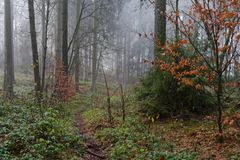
[55,0,62,75]
[120,84,125,122]
[116,45,122,82]
[84,43,89,81]
[10,0,15,84]
[3,0,14,99]
[217,72,223,136]
[154,0,166,56]
[123,35,127,86]
[74,0,81,91]
[102,65,112,125]
[62,0,68,75]
[41,0,50,92]
[175,0,179,41]
[136,42,141,77]
[91,0,98,92]
[28,0,42,103]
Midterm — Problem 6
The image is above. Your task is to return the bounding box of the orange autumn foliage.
[55,60,76,101]
[167,0,240,59]
[143,0,240,137]
[152,40,214,89]
[152,0,240,91]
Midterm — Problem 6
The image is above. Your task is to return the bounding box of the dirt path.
[75,111,106,160]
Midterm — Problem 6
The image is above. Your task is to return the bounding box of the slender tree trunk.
[3,0,14,99]
[127,33,131,83]
[123,35,127,86]
[10,0,15,84]
[41,0,50,92]
[84,43,89,81]
[154,0,166,56]
[217,73,223,135]
[28,0,42,103]
[116,34,123,82]
[215,38,223,141]
[41,0,46,70]
[234,59,239,78]
[91,0,98,92]
[175,0,179,41]
[74,50,80,90]
[62,0,68,75]
[136,43,141,77]
[55,0,62,74]
[102,65,112,125]
[89,38,92,80]
[74,0,81,91]
[116,51,121,82]
[120,84,125,122]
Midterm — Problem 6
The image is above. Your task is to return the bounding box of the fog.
[0,0,160,86]
[1,1,240,159]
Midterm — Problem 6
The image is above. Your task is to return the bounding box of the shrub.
[136,69,215,117]
[54,60,76,101]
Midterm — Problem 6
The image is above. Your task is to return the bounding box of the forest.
[0,0,240,159]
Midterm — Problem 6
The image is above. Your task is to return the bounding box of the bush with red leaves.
[54,60,76,101]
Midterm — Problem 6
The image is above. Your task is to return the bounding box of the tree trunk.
[55,0,62,74]
[116,34,122,82]
[28,0,42,103]
[102,65,112,125]
[62,0,68,75]
[74,0,81,91]
[41,0,50,92]
[216,73,223,140]
[3,0,14,99]
[154,0,166,56]
[120,84,125,122]
[10,0,15,84]
[127,33,131,83]
[123,35,127,86]
[41,0,46,70]
[136,43,141,77]
[89,38,92,81]
[116,51,121,82]
[175,0,179,41]
[84,43,89,81]
[91,0,98,92]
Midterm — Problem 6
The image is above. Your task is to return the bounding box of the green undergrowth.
[96,117,196,160]
[81,106,196,160]
[76,87,197,160]
[70,85,240,160]
[0,98,84,160]
[82,108,108,124]
[0,72,34,96]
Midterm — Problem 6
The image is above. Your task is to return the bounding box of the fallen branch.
[85,149,105,159]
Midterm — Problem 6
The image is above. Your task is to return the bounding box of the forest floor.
[70,83,240,160]
[149,118,240,159]
[74,111,106,160]
[0,73,240,159]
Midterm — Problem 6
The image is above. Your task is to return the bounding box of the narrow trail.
[75,111,106,160]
